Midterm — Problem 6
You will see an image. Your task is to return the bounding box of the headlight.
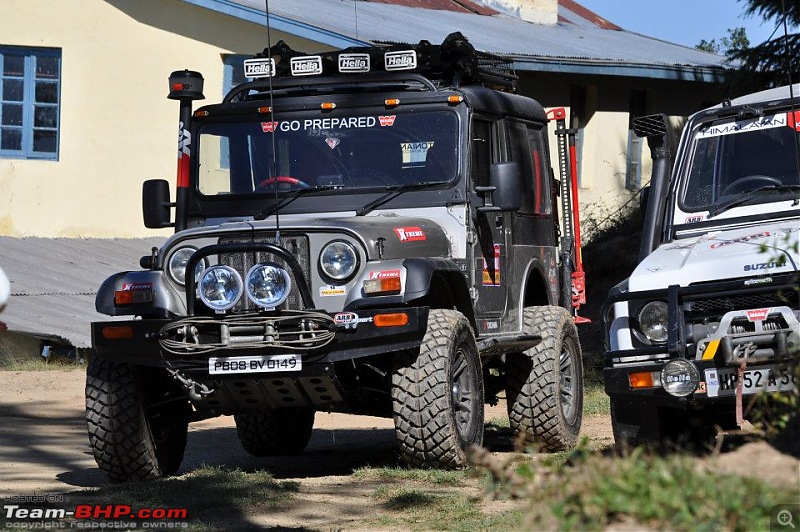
[198,265,243,311]
[319,240,358,282]
[661,359,699,397]
[245,263,292,309]
[638,301,669,343]
[168,246,207,286]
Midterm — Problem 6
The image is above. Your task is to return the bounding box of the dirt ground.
[1,369,798,530]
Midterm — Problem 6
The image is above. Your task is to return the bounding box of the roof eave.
[512,56,732,83]
[182,0,371,49]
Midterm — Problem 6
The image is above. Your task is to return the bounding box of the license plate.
[704,365,796,398]
[208,354,302,375]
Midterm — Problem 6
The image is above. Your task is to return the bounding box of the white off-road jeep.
[602,84,799,445]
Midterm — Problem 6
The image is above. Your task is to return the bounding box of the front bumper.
[93,306,428,370]
[601,275,799,407]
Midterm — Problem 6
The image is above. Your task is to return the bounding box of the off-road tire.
[391,309,484,469]
[85,357,188,482]
[505,306,583,451]
[234,407,315,456]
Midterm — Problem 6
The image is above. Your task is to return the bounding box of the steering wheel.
[720,175,782,196]
[255,176,311,191]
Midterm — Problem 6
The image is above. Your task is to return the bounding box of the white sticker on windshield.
[696,114,787,139]
[401,141,434,167]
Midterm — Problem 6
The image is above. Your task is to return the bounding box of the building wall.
[0,0,725,239]
[519,72,726,236]
[0,0,328,237]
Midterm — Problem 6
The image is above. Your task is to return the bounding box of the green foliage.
[696,27,751,59]
[494,447,799,531]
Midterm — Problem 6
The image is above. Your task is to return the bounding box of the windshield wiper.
[707,184,800,219]
[254,184,339,220]
[355,181,450,216]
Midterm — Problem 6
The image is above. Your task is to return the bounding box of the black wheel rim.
[451,343,479,440]
[559,337,579,423]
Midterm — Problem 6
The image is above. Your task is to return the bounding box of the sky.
[576,0,796,49]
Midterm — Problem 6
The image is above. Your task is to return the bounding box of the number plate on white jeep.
[209,354,302,375]
[704,365,796,398]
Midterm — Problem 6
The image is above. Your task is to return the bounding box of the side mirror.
[142,179,173,228]
[476,162,521,213]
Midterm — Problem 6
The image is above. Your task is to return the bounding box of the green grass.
[66,466,298,531]
[0,358,86,371]
[498,446,800,531]
[354,465,469,485]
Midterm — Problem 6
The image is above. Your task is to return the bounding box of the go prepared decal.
[394,227,426,242]
[261,116,396,134]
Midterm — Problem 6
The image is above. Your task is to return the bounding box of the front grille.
[219,235,310,311]
[687,289,798,317]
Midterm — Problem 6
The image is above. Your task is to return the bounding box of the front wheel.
[391,309,484,469]
[85,357,189,482]
[505,306,583,451]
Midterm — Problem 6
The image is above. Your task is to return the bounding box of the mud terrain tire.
[85,357,188,482]
[234,407,315,456]
[505,306,583,451]
[391,309,484,469]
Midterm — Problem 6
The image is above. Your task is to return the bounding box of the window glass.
[682,112,799,210]
[197,110,460,196]
[470,119,491,188]
[0,47,61,160]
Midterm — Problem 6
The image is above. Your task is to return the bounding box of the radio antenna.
[264,0,281,243]
[354,0,359,42]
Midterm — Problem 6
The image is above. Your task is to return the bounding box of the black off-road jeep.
[86,34,588,481]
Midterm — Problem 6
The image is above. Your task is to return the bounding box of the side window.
[508,120,535,214]
[527,125,552,215]
[508,120,552,216]
[0,46,61,160]
[470,118,492,188]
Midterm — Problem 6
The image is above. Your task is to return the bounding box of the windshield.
[196,110,459,196]
[680,110,800,213]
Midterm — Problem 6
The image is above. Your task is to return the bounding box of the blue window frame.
[0,46,61,160]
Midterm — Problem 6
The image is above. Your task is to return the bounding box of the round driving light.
[661,359,700,397]
[638,301,669,343]
[198,265,243,311]
[319,240,358,282]
[245,263,292,309]
[168,246,206,286]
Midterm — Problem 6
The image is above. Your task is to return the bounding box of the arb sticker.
[394,227,426,242]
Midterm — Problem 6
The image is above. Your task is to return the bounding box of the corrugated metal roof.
[0,237,165,347]
[184,0,729,79]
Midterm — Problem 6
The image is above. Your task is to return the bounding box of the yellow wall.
[0,0,329,237]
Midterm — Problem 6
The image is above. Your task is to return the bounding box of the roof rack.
[240,32,518,94]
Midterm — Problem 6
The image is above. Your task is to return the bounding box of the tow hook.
[166,367,213,401]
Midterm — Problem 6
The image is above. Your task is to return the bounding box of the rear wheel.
[391,309,484,469]
[234,407,315,456]
[505,306,583,451]
[85,357,188,482]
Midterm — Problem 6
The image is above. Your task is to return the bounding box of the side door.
[469,116,509,332]
[507,119,560,310]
